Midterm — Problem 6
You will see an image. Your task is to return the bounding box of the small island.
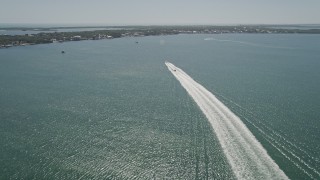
[1,25,320,48]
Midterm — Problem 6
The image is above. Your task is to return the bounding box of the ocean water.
[0,34,319,179]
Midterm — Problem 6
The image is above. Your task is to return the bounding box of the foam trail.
[165,62,288,180]
[204,37,295,49]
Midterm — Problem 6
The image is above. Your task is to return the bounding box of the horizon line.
[1,22,320,28]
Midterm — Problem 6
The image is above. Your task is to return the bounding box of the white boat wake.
[204,37,295,49]
[165,62,288,180]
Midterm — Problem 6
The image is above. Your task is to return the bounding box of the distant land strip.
[1,25,320,48]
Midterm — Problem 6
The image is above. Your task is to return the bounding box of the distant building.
[73,36,81,41]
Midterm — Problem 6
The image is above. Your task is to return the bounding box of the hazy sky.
[1,0,319,25]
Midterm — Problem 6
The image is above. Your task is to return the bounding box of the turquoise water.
[0,34,319,179]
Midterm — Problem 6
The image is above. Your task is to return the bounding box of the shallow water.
[0,34,319,179]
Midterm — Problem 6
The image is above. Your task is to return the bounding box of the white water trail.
[217,93,320,178]
[204,37,295,49]
[165,62,288,180]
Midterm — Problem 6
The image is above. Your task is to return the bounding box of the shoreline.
[1,25,320,49]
